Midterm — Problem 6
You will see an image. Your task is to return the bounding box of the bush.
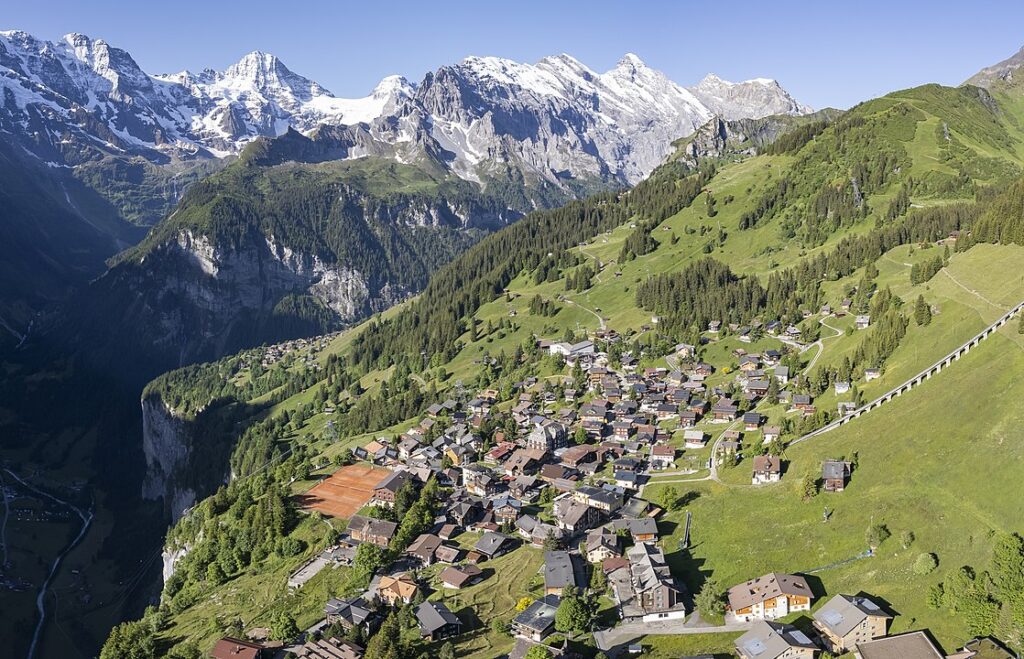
[866,523,891,548]
[914,552,938,575]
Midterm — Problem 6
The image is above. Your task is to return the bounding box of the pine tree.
[914,295,932,326]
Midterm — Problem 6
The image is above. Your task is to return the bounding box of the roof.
[347,515,398,540]
[211,638,263,659]
[813,594,890,637]
[324,597,372,625]
[378,574,418,600]
[416,601,460,634]
[474,531,511,557]
[856,631,945,659]
[406,533,442,558]
[752,455,781,474]
[294,638,363,659]
[439,564,482,588]
[512,595,560,633]
[735,620,816,659]
[544,551,577,590]
[822,460,851,480]
[728,572,811,612]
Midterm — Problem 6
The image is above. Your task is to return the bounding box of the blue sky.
[6,0,1024,109]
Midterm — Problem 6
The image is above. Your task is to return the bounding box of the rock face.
[965,45,1024,89]
[1,30,811,196]
[140,396,197,522]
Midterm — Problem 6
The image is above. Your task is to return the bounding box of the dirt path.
[941,269,1010,311]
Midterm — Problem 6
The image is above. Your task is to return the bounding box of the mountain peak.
[613,52,649,74]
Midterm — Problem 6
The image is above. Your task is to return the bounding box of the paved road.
[594,616,750,652]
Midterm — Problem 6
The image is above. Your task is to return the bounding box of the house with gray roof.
[415,601,461,641]
[813,594,891,653]
[609,543,686,622]
[543,551,578,596]
[511,595,560,642]
[735,620,817,659]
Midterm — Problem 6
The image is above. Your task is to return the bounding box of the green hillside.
[120,83,1024,656]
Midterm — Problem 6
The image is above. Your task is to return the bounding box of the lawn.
[646,330,1024,651]
[426,546,545,659]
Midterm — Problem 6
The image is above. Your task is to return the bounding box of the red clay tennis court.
[297,464,391,518]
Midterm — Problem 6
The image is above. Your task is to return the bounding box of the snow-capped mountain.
[0,29,811,204]
[689,73,812,121]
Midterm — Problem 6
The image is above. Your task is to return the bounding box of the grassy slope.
[646,325,1024,651]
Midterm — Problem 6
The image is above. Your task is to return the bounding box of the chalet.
[763,425,781,444]
[491,495,523,524]
[774,365,790,385]
[406,533,442,565]
[347,515,397,548]
[553,498,604,533]
[540,463,576,482]
[560,445,598,470]
[438,523,460,541]
[613,456,641,472]
[509,475,541,501]
[683,429,707,449]
[752,455,782,485]
[611,421,634,440]
[544,551,578,596]
[485,441,516,465]
[649,444,675,470]
[746,379,771,397]
[511,596,559,642]
[584,527,621,563]
[735,620,817,659]
[694,362,715,377]
[813,594,891,654]
[463,467,500,497]
[415,601,461,641]
[515,515,564,547]
[854,631,945,659]
[473,532,515,560]
[822,460,852,492]
[865,368,881,381]
[377,574,419,606]
[372,470,415,508]
[791,394,813,412]
[655,403,678,420]
[324,597,378,635]
[504,448,545,477]
[614,470,639,490]
[434,544,462,564]
[856,315,871,330]
[438,564,484,589]
[743,412,763,431]
[609,543,686,622]
[448,500,482,527]
[727,572,813,622]
[397,436,420,461]
[679,410,698,427]
[711,399,738,422]
[610,517,659,544]
[708,320,722,333]
[573,485,623,512]
[739,355,760,372]
[211,638,264,659]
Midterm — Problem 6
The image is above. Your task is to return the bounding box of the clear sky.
[5,0,1024,110]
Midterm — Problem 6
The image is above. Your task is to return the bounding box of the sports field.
[297,464,391,518]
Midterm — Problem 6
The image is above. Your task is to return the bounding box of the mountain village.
[202,314,1011,659]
